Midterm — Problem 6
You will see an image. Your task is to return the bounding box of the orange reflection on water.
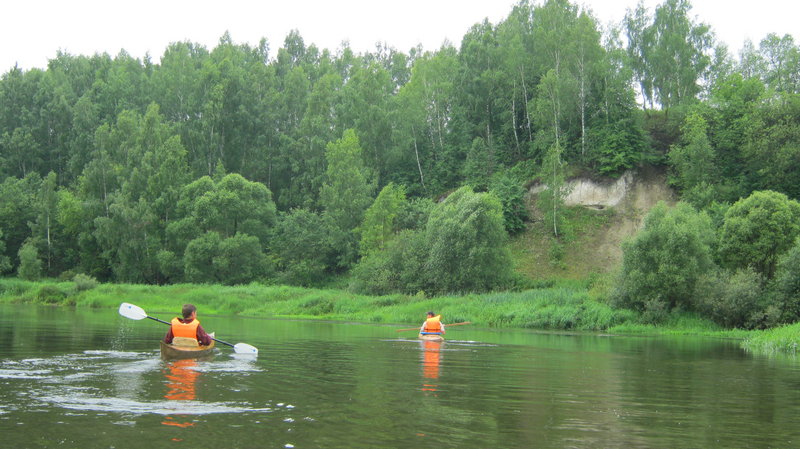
[421,340,441,393]
[162,359,199,428]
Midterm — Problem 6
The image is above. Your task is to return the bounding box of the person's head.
[182,304,197,319]
[427,311,435,318]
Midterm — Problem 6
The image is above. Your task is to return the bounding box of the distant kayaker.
[420,311,445,335]
[164,304,213,346]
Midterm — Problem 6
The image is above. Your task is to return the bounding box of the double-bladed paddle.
[395,321,472,332]
[118,302,258,355]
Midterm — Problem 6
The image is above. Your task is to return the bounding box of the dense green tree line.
[616,191,800,329]
[1,0,799,300]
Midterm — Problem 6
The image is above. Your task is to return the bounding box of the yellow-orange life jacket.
[423,315,442,333]
[171,317,200,341]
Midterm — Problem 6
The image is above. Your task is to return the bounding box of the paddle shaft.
[396,321,471,332]
[147,315,236,349]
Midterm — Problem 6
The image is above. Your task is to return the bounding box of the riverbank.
[0,278,786,353]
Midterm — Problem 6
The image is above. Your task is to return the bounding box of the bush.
[18,241,42,281]
[73,273,98,292]
[489,172,529,235]
[422,186,514,294]
[271,208,338,284]
[768,239,800,324]
[695,268,765,329]
[37,285,67,304]
[349,230,427,295]
[614,202,714,313]
[58,270,78,282]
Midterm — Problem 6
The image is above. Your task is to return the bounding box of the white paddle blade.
[118,302,147,320]
[233,343,258,355]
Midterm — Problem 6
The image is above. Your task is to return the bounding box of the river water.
[1,304,799,448]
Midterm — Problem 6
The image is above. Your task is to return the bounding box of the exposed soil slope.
[514,166,676,280]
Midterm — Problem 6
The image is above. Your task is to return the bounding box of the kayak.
[160,339,216,359]
[419,333,444,342]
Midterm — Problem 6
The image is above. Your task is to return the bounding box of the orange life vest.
[171,317,200,341]
[423,315,442,333]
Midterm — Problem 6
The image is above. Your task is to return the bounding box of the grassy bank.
[0,278,633,330]
[1,278,793,354]
[742,323,800,355]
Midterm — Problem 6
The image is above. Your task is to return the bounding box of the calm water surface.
[2,304,800,448]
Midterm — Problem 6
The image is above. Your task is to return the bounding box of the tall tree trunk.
[511,80,521,159]
[580,72,586,162]
[411,125,426,189]
[520,68,533,142]
[46,213,52,271]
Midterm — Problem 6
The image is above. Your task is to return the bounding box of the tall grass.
[742,323,800,355]
[0,278,630,330]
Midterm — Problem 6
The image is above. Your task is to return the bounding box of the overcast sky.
[2,0,798,71]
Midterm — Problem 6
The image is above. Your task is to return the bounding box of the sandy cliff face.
[525,167,676,274]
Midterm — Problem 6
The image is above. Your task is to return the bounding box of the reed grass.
[0,278,629,330]
[742,323,800,355]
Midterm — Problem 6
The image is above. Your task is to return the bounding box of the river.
[1,304,799,448]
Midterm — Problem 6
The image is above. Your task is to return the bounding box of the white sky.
[2,0,798,71]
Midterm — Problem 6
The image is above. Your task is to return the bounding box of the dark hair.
[182,304,197,319]
[427,311,435,317]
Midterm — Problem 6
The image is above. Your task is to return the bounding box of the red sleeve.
[164,327,174,344]
[196,324,212,346]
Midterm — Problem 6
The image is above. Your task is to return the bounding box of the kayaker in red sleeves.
[164,303,212,346]
[420,311,446,335]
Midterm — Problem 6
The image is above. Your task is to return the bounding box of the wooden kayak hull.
[419,333,444,341]
[160,340,215,359]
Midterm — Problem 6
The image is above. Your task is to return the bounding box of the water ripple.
[34,393,273,415]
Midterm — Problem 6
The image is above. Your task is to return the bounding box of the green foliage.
[695,268,767,329]
[742,322,800,355]
[271,208,338,286]
[0,8,798,309]
[488,172,529,235]
[350,229,428,295]
[358,183,406,255]
[624,0,713,110]
[36,285,67,304]
[0,278,635,332]
[740,93,800,198]
[668,111,715,192]
[17,240,42,281]
[214,233,271,286]
[183,231,222,283]
[590,120,645,176]
[156,250,183,283]
[718,190,800,279]
[395,197,434,231]
[192,173,276,240]
[319,129,376,268]
[463,137,494,191]
[320,129,376,232]
[0,229,11,274]
[538,142,570,238]
[353,186,515,295]
[768,240,800,324]
[422,186,514,294]
[73,273,98,292]
[0,175,38,270]
[615,202,715,315]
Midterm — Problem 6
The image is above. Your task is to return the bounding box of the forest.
[1,0,800,330]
